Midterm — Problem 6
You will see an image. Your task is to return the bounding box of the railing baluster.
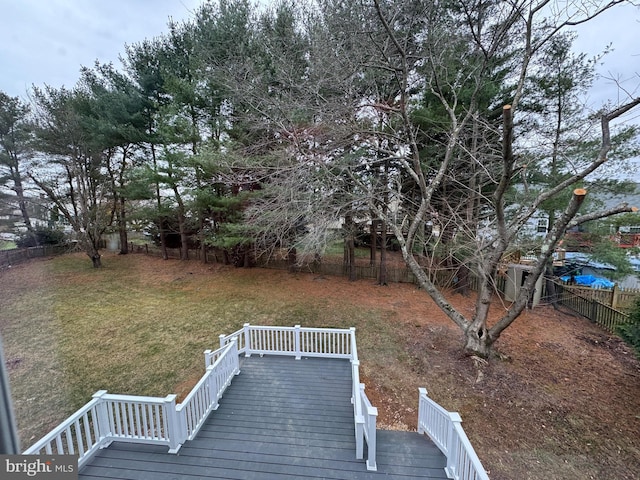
[83,412,93,450]
[74,419,84,456]
[65,426,74,455]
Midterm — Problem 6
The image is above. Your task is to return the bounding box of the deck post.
[361,383,378,471]
[243,323,252,357]
[91,390,111,447]
[164,394,182,453]
[445,412,462,478]
[417,388,427,434]
[230,339,241,375]
[355,415,364,460]
[204,349,212,368]
[294,325,301,360]
[219,334,226,348]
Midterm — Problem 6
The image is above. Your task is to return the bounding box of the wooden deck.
[78,356,448,479]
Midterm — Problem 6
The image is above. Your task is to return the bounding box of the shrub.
[16,227,66,248]
[617,297,640,358]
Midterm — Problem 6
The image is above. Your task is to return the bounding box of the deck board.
[79,355,448,479]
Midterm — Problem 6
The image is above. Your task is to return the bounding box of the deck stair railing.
[179,339,240,441]
[418,388,489,480]
[23,391,181,468]
[349,328,378,471]
[23,339,240,468]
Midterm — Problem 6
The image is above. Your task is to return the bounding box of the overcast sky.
[1,1,638,102]
[0,0,202,98]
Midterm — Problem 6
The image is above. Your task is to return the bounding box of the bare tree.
[214,0,639,357]
[362,0,639,357]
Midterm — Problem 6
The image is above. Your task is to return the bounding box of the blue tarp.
[560,274,615,288]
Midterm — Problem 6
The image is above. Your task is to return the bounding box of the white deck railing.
[23,339,240,467]
[24,391,180,468]
[418,388,489,480]
[219,323,353,359]
[179,340,240,441]
[349,328,378,471]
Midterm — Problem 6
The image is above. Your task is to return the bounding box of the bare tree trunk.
[369,219,376,266]
[118,196,128,254]
[288,247,298,272]
[379,219,387,286]
[200,216,207,264]
[343,213,356,281]
[84,236,102,268]
[178,212,189,261]
[14,178,38,245]
[151,144,168,260]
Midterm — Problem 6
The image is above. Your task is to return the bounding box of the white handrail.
[220,323,353,359]
[418,388,489,480]
[23,396,103,467]
[177,340,239,441]
[23,390,180,467]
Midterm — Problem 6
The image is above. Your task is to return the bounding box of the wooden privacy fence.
[554,281,634,334]
[559,283,640,312]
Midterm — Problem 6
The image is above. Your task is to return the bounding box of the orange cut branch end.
[573,188,587,197]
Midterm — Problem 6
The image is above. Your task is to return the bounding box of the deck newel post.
[349,327,356,358]
[219,334,226,348]
[446,412,462,477]
[231,339,240,375]
[417,388,427,434]
[164,394,182,454]
[92,390,111,448]
[243,323,252,357]
[361,383,378,471]
[294,324,301,360]
[204,349,212,368]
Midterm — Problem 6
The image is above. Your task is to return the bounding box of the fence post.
[91,390,111,447]
[445,412,462,478]
[294,325,301,360]
[417,388,427,434]
[611,284,619,310]
[243,323,251,357]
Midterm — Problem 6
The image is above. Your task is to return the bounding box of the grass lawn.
[1,252,639,480]
[0,240,17,250]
